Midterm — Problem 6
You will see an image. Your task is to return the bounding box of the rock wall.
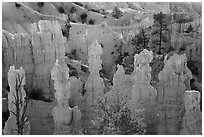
[2,30,33,92]
[156,53,193,135]
[180,90,202,135]
[2,20,67,99]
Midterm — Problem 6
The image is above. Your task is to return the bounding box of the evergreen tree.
[131,27,149,54]
[151,12,169,54]
[185,24,194,33]
[112,7,123,19]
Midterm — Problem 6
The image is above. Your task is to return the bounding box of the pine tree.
[112,7,123,19]
[185,24,194,33]
[151,12,169,54]
[131,27,149,54]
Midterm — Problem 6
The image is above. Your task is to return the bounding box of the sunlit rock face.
[51,59,82,134]
[2,30,32,93]
[156,53,192,135]
[180,90,202,135]
[131,49,155,105]
[32,20,67,98]
[4,66,30,135]
[81,40,105,133]
[51,60,71,134]
[2,20,66,100]
[85,40,104,98]
[130,49,158,134]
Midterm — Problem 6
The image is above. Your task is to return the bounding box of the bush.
[112,7,123,19]
[91,96,146,135]
[115,105,146,135]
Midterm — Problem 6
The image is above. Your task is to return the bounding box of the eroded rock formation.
[130,49,158,134]
[157,53,193,134]
[3,66,30,135]
[2,20,67,100]
[180,90,202,135]
[81,40,105,133]
[51,59,82,134]
[51,59,72,134]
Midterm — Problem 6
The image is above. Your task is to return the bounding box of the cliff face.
[2,20,66,100]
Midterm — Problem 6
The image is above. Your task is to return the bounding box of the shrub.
[112,7,123,19]
[80,13,87,23]
[91,96,146,135]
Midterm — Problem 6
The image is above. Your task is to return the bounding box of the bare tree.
[10,73,30,135]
